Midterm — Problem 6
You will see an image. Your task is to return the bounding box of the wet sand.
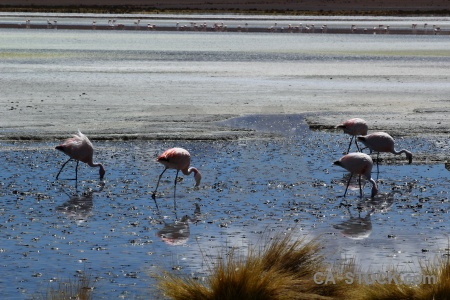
[2,68,450,142]
[3,90,450,144]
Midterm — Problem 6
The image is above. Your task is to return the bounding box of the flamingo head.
[336,124,345,130]
[406,152,413,164]
[193,168,202,187]
[99,164,106,179]
[370,179,378,198]
[357,135,368,145]
[55,145,66,153]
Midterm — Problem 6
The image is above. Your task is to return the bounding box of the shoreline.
[1,112,449,166]
[2,21,448,35]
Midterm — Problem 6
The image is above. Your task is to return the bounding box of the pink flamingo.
[336,118,368,153]
[152,147,202,204]
[334,152,378,198]
[55,130,105,181]
[357,132,412,171]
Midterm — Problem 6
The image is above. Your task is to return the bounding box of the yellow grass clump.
[344,256,450,300]
[34,272,94,300]
[157,233,450,300]
[157,233,349,300]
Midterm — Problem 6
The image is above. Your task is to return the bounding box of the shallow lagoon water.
[1,14,450,299]
[1,114,449,299]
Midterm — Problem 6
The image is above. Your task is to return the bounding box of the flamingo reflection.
[156,203,201,246]
[334,208,374,240]
[334,192,396,239]
[56,191,93,225]
[56,183,104,225]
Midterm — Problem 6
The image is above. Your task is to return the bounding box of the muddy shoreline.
[2,21,448,35]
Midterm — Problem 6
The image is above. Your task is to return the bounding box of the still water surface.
[1,115,450,299]
[1,16,450,299]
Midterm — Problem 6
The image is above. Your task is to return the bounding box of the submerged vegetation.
[157,232,450,300]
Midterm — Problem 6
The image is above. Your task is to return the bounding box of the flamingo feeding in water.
[357,132,413,171]
[334,152,378,198]
[336,118,368,153]
[152,147,202,204]
[55,130,105,181]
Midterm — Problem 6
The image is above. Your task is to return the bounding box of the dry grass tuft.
[158,233,450,300]
[157,233,348,300]
[415,257,450,300]
[349,257,450,300]
[36,272,94,300]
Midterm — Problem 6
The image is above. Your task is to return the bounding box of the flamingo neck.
[182,167,198,176]
[392,148,408,155]
[182,167,202,186]
[88,162,105,178]
[392,149,413,163]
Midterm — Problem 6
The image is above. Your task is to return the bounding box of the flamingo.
[55,130,105,181]
[336,118,368,153]
[152,147,202,204]
[357,132,412,171]
[334,152,378,198]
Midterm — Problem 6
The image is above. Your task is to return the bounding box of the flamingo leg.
[343,173,353,197]
[360,146,368,153]
[346,136,354,153]
[173,170,180,211]
[376,152,380,173]
[358,175,362,198]
[75,160,79,182]
[56,158,72,180]
[153,197,160,211]
[355,139,361,152]
[152,168,167,199]
[72,160,79,190]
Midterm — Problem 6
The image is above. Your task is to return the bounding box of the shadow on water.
[1,113,450,299]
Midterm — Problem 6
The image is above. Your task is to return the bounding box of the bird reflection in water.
[333,208,374,240]
[56,183,104,225]
[156,203,201,246]
[334,192,396,240]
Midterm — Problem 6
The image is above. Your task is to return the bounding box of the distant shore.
[1,2,450,152]
[0,0,449,16]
